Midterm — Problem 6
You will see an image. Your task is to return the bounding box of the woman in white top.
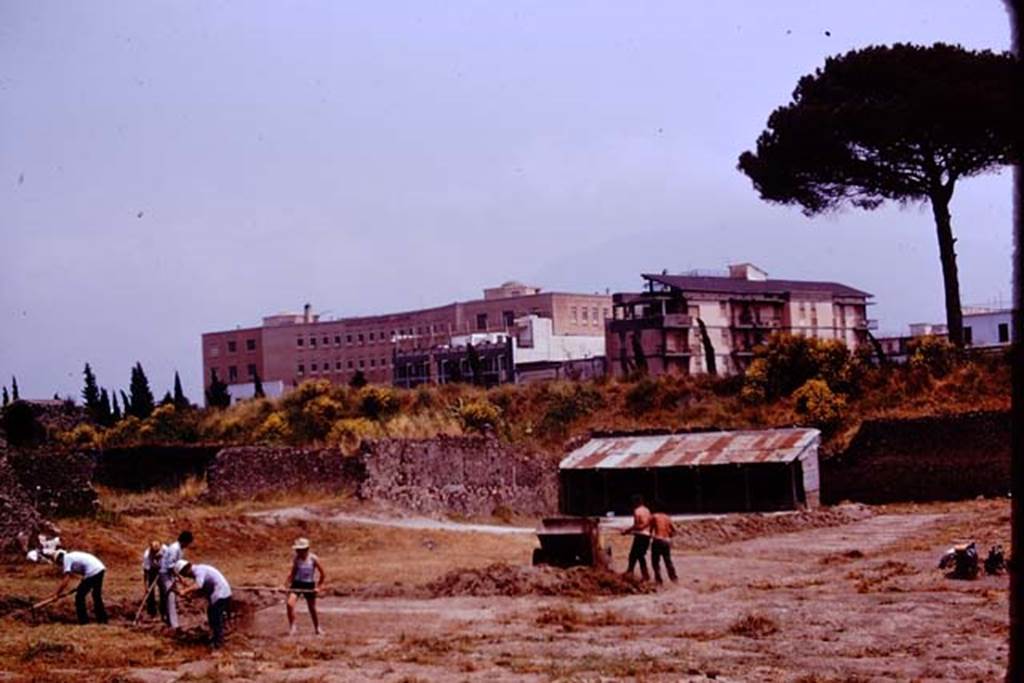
[284,537,327,636]
[53,549,107,624]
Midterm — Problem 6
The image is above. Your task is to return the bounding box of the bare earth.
[1,499,1010,682]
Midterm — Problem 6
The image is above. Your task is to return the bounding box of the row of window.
[210,364,258,382]
[209,338,257,357]
[296,325,450,349]
[297,357,390,375]
[569,306,610,326]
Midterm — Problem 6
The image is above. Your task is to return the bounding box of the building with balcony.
[877,305,1014,362]
[201,284,610,402]
[607,264,873,377]
[392,315,606,388]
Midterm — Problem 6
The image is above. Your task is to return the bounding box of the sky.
[0,1,1016,401]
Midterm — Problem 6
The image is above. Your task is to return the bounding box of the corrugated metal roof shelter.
[559,428,821,515]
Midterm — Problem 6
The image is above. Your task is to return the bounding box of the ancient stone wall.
[93,446,221,491]
[206,446,360,503]
[5,448,98,518]
[0,450,45,552]
[205,437,558,517]
[821,410,1010,504]
[356,436,557,516]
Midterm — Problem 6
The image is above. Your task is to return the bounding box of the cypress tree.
[98,389,113,426]
[160,391,174,406]
[11,376,19,401]
[82,363,102,416]
[205,369,231,409]
[128,362,155,418]
[348,370,368,389]
[252,371,265,399]
[172,371,189,409]
[112,392,123,421]
[2,386,8,407]
[119,390,130,418]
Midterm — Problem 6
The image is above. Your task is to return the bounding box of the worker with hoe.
[174,559,232,649]
[158,530,194,630]
[650,509,678,584]
[284,537,327,636]
[141,540,164,618]
[620,494,652,581]
[52,548,108,624]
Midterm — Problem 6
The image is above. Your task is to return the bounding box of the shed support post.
[789,463,799,509]
[743,466,751,512]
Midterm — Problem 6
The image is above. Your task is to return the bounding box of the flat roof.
[560,428,820,470]
[642,273,872,299]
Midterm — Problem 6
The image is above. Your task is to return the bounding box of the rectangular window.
[370,359,376,367]
[359,359,365,368]
[227,340,237,353]
[334,335,341,345]
[336,361,342,370]
[592,307,599,325]
[246,339,256,351]
[369,332,375,341]
[247,364,257,378]
[311,363,318,372]
[603,307,610,319]
[476,313,488,331]
[346,334,353,343]
[503,310,515,328]
[310,337,317,348]
[964,326,974,345]
[998,322,1009,343]
[298,363,305,374]
[582,308,589,322]
[228,366,238,381]
[571,307,578,323]
[358,334,364,343]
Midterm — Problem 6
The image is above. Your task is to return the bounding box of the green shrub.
[327,417,380,450]
[908,335,957,377]
[539,382,604,435]
[625,377,660,415]
[793,379,846,431]
[358,386,400,422]
[455,399,501,433]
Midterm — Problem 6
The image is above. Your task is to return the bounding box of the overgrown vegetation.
[38,334,1008,455]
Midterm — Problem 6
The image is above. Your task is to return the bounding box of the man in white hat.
[158,530,193,629]
[53,549,108,624]
[175,560,232,649]
[283,537,327,636]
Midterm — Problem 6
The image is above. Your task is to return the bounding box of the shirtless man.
[620,494,652,580]
[650,510,678,584]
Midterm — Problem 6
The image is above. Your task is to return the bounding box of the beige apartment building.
[201,281,611,399]
[607,264,874,377]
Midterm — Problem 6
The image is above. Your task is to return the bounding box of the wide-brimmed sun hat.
[292,537,311,550]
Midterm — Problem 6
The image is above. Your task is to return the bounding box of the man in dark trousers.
[175,560,232,649]
[620,494,652,581]
[53,549,108,624]
[650,510,678,584]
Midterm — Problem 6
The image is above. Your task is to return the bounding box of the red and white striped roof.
[560,428,820,470]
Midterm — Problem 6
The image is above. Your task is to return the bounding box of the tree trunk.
[929,190,965,347]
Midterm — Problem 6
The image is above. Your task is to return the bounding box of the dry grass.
[727,613,780,638]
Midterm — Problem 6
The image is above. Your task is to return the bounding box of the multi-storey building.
[607,264,874,377]
[201,282,611,401]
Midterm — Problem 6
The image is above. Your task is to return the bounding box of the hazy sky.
[0,1,1015,401]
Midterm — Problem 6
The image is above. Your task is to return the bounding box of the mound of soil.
[672,504,873,550]
[425,562,655,598]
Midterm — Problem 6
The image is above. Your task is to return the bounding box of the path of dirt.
[130,505,1010,682]
[247,506,535,534]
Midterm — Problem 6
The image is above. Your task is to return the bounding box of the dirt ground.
[0,494,1011,682]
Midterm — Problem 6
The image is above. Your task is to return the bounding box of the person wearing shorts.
[284,537,327,636]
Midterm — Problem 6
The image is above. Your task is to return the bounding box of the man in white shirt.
[175,560,232,649]
[53,549,107,624]
[141,540,164,618]
[158,530,193,629]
